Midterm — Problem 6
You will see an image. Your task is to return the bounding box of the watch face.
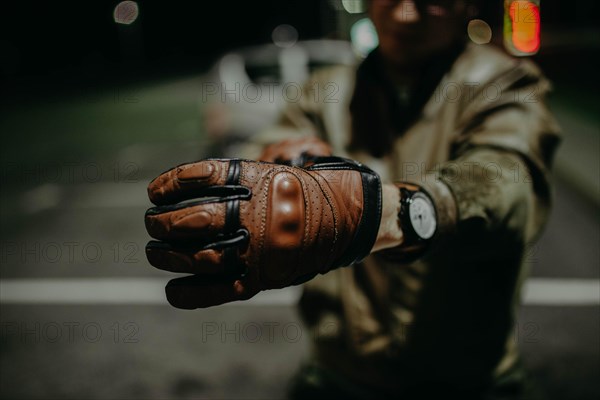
[409,193,437,239]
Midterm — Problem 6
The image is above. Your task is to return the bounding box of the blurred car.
[200,39,358,157]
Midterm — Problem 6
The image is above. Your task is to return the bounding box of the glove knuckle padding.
[237,158,379,289]
[262,170,310,286]
[239,166,307,287]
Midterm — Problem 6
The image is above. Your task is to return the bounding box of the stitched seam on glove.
[303,169,339,271]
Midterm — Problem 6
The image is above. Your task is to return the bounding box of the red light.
[505,1,541,56]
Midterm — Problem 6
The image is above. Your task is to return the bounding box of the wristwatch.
[396,183,438,259]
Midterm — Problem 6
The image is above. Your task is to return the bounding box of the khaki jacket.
[243,43,561,390]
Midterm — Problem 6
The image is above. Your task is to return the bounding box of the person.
[144,1,561,398]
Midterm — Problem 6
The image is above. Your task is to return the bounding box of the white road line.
[0,278,301,306]
[0,278,598,306]
[521,278,600,306]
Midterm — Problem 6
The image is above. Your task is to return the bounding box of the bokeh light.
[350,18,378,58]
[504,0,541,56]
[272,24,299,48]
[113,1,139,25]
[342,0,366,14]
[467,19,492,45]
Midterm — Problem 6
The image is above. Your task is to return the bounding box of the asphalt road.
[0,74,598,399]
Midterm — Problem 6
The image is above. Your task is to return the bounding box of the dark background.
[1,1,598,90]
[0,1,328,96]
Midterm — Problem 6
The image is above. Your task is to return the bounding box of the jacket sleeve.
[412,60,562,252]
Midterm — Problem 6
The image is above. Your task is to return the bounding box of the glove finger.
[148,159,243,206]
[165,274,258,309]
[145,235,248,276]
[145,200,227,242]
[146,242,223,274]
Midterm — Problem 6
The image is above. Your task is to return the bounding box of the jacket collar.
[349,43,464,157]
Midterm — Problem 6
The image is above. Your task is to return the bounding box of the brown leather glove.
[145,157,381,309]
[259,136,332,166]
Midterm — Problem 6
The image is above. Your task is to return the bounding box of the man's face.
[369,0,468,67]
